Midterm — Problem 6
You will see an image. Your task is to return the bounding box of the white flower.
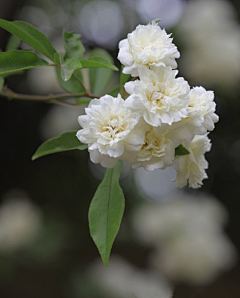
[118,22,180,76]
[77,94,147,168]
[130,127,175,171]
[167,86,219,142]
[124,66,190,127]
[174,134,211,188]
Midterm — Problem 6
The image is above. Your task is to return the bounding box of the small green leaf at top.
[175,144,190,156]
[55,53,82,81]
[55,68,85,93]
[0,50,49,76]
[89,160,125,266]
[0,77,4,91]
[0,19,57,61]
[80,57,118,71]
[63,30,85,60]
[32,131,87,161]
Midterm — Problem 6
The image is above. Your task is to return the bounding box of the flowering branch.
[0,86,100,106]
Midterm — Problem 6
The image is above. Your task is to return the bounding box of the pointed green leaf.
[175,144,190,156]
[89,49,115,95]
[0,50,49,76]
[55,68,85,93]
[0,19,57,61]
[0,77,4,91]
[55,53,82,81]
[63,30,85,60]
[32,131,87,160]
[80,56,118,71]
[89,160,125,266]
[120,65,130,86]
[6,35,20,51]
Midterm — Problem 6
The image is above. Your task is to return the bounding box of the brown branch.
[0,87,100,106]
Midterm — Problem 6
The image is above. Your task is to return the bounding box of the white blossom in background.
[178,0,240,89]
[88,256,173,298]
[0,196,42,252]
[133,193,237,285]
[77,94,148,168]
[133,193,228,245]
[118,21,180,76]
[124,66,190,127]
[152,232,236,285]
[41,105,85,140]
[174,134,211,188]
[131,127,175,171]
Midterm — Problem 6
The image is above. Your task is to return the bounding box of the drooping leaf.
[175,144,190,156]
[0,77,4,91]
[0,19,57,61]
[55,68,85,93]
[63,30,85,60]
[32,131,87,161]
[80,56,118,71]
[120,65,130,86]
[55,53,82,81]
[89,49,115,95]
[89,160,125,266]
[0,51,49,76]
[6,35,20,51]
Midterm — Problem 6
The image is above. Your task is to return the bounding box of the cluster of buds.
[77,21,218,188]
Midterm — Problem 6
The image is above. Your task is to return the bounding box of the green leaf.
[0,50,49,76]
[120,65,130,86]
[0,77,4,91]
[0,19,57,61]
[32,131,87,160]
[56,68,85,93]
[175,144,190,156]
[89,160,125,266]
[108,86,120,97]
[55,53,82,81]
[80,56,118,71]
[89,49,115,95]
[6,35,20,51]
[63,30,85,60]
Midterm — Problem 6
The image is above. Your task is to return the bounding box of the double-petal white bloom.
[130,127,175,171]
[118,22,180,76]
[168,86,219,142]
[174,134,211,188]
[124,66,190,127]
[77,94,147,168]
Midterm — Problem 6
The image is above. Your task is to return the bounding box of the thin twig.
[0,87,99,106]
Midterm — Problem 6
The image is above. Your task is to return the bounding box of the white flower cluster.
[77,21,219,188]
